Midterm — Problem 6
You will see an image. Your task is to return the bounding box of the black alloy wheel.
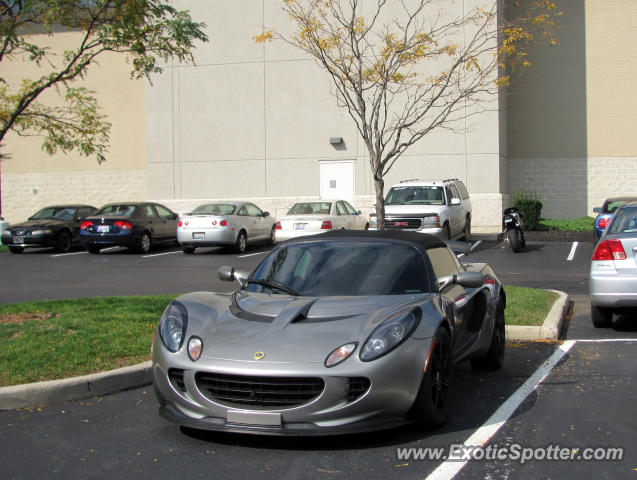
[137,232,151,254]
[56,230,72,253]
[412,327,453,429]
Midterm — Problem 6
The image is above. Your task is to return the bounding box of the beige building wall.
[507,0,637,218]
[1,31,146,223]
[147,0,507,232]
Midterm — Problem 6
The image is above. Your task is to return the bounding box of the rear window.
[95,205,137,217]
[288,202,332,215]
[192,204,236,215]
[608,207,637,234]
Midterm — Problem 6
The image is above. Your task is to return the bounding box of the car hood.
[178,291,435,363]
[8,219,67,230]
[383,205,446,215]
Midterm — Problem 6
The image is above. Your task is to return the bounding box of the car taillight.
[592,239,626,261]
[275,221,282,230]
[598,217,610,229]
[178,220,183,227]
[220,219,228,227]
[80,221,93,230]
[114,220,132,230]
[321,220,332,230]
[483,277,496,285]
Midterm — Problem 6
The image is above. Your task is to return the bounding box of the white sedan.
[177,202,276,254]
[275,199,369,242]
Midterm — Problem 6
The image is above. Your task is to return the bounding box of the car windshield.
[51,208,77,221]
[30,207,75,220]
[192,204,236,215]
[385,186,445,205]
[287,202,332,215]
[608,206,637,234]
[604,200,634,214]
[246,240,431,296]
[95,205,136,217]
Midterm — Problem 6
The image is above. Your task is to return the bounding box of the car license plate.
[13,236,23,243]
[193,232,205,240]
[97,225,110,233]
[294,223,307,231]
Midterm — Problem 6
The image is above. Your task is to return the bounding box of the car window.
[456,181,470,200]
[78,207,95,219]
[444,186,453,205]
[96,205,137,217]
[237,206,249,216]
[155,204,173,218]
[608,207,637,234]
[344,202,358,215]
[449,184,460,200]
[248,241,431,296]
[385,186,445,205]
[52,208,77,221]
[192,204,236,215]
[245,203,263,217]
[336,202,347,215]
[605,201,628,214]
[287,202,332,215]
[428,247,461,279]
[141,205,157,217]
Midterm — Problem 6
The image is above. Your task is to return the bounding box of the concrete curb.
[1,290,569,410]
[506,290,569,341]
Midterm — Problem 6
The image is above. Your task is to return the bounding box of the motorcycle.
[503,207,526,252]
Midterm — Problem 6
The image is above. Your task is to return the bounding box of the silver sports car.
[152,230,506,435]
[177,202,276,254]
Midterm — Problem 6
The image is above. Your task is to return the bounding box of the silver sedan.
[589,201,637,327]
[177,202,276,254]
[275,199,368,242]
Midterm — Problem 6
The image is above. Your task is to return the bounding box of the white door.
[320,161,354,205]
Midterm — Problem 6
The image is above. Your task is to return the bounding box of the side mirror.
[450,198,461,206]
[218,266,248,286]
[437,271,484,290]
[357,210,362,215]
[263,211,270,217]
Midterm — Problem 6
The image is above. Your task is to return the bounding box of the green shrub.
[514,190,543,230]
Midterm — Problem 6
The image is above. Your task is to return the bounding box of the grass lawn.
[0,245,8,253]
[0,287,557,387]
[535,216,594,232]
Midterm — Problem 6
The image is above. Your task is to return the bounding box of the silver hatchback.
[589,201,637,327]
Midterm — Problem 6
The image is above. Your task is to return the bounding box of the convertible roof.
[297,229,447,250]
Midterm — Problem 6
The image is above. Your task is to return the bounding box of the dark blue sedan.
[593,197,637,242]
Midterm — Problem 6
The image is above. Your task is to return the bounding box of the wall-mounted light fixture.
[329,137,343,145]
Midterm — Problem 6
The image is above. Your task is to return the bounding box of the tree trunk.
[374,177,385,230]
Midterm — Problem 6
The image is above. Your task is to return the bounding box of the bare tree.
[256,0,560,228]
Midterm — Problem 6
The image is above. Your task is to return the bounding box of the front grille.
[168,368,187,393]
[384,218,422,230]
[195,372,324,409]
[347,377,371,402]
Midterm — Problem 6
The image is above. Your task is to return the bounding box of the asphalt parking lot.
[1,238,636,479]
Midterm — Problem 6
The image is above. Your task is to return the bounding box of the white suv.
[369,179,471,240]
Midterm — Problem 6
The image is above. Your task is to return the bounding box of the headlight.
[32,229,53,235]
[360,310,419,361]
[421,216,440,227]
[159,301,188,352]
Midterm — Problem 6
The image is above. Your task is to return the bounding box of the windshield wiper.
[245,279,299,296]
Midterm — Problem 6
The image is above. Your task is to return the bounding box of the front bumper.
[1,232,58,248]
[368,226,443,238]
[152,336,430,435]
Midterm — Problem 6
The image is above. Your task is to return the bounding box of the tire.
[463,216,471,240]
[136,232,151,254]
[471,300,505,370]
[411,327,454,429]
[364,223,370,230]
[506,229,522,252]
[268,226,277,246]
[233,230,247,253]
[442,224,450,241]
[591,304,613,328]
[87,245,101,254]
[56,230,72,253]
[182,245,196,254]
[9,246,24,254]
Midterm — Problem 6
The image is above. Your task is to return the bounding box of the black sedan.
[1,205,97,253]
[80,202,179,254]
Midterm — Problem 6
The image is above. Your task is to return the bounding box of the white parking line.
[142,250,182,258]
[51,251,88,258]
[567,241,579,261]
[469,240,482,252]
[238,251,268,258]
[425,340,577,480]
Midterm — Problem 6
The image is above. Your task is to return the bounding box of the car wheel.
[56,230,72,253]
[87,245,101,254]
[463,216,471,240]
[442,224,450,241]
[471,300,505,370]
[506,229,522,252]
[268,226,277,246]
[182,245,196,254]
[8,246,24,254]
[364,223,370,230]
[137,232,151,254]
[591,304,613,328]
[233,231,247,253]
[411,327,453,429]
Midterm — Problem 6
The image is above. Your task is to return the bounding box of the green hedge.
[514,190,543,230]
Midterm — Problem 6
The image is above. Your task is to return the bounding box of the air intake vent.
[347,377,371,402]
[168,368,187,393]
